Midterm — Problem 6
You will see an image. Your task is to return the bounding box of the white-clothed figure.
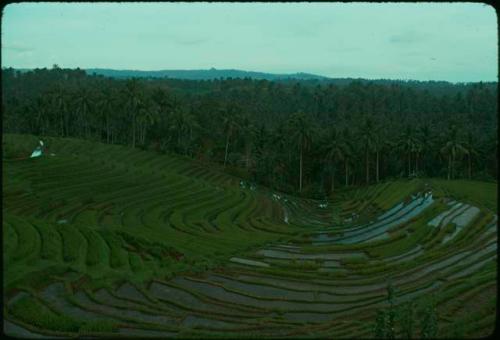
[30,140,44,158]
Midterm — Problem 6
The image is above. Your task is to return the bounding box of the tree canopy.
[2,66,497,198]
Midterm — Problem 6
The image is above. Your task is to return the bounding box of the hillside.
[3,134,497,338]
[84,68,331,81]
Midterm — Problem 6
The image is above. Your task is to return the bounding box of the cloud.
[174,37,209,46]
[389,31,430,44]
[3,43,34,52]
[17,51,34,58]
[329,46,362,53]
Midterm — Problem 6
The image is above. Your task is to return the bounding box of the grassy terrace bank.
[3,134,497,338]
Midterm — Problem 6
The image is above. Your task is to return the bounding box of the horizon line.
[3,66,497,84]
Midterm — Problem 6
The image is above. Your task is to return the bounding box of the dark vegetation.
[2,66,497,338]
[2,66,497,198]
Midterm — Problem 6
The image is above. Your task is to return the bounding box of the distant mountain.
[84,68,330,81]
[8,67,495,93]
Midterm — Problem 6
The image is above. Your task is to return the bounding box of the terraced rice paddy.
[3,133,497,338]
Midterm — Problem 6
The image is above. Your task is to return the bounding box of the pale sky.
[1,2,498,82]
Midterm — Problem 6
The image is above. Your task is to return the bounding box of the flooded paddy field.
[3,134,497,338]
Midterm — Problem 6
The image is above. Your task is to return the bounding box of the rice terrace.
[2,2,498,339]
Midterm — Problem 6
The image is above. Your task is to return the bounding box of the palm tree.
[359,117,377,184]
[123,79,143,148]
[241,116,258,169]
[96,88,118,143]
[137,98,160,147]
[463,131,480,179]
[397,125,420,177]
[341,127,354,187]
[169,105,200,156]
[372,126,393,183]
[440,125,468,180]
[221,104,241,168]
[49,85,68,137]
[323,128,344,193]
[74,87,93,139]
[33,95,49,136]
[289,111,314,193]
[181,109,200,156]
[416,124,434,176]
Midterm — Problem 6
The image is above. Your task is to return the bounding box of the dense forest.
[2,66,497,198]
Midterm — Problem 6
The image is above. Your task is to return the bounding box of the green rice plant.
[129,252,145,272]
[3,222,18,258]
[341,256,367,266]
[80,228,109,266]
[9,217,40,261]
[36,222,63,261]
[9,294,80,332]
[81,195,95,205]
[56,224,86,263]
[427,178,497,212]
[100,231,130,269]
[78,320,118,334]
[293,260,320,270]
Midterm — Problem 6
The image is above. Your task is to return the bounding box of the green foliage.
[37,223,63,260]
[374,309,387,339]
[81,196,95,205]
[57,224,86,263]
[399,301,415,339]
[420,299,438,339]
[78,320,117,334]
[450,320,466,339]
[100,231,129,269]
[9,295,80,332]
[428,179,497,212]
[372,285,440,339]
[3,67,498,195]
[80,228,108,266]
[9,294,117,334]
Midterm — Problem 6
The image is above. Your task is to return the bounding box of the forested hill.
[82,68,498,94]
[2,66,497,198]
[16,67,497,95]
[84,68,330,81]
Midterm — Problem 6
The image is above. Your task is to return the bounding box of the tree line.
[2,66,497,198]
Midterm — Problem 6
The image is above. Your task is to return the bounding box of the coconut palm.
[221,104,241,168]
[33,95,50,136]
[373,127,394,183]
[397,125,420,177]
[359,117,378,184]
[289,111,314,193]
[123,79,143,148]
[323,128,344,193]
[239,116,258,169]
[463,131,480,179]
[96,88,118,143]
[74,87,94,139]
[416,124,434,176]
[169,106,199,155]
[339,127,355,187]
[137,99,160,147]
[49,85,69,137]
[440,125,468,180]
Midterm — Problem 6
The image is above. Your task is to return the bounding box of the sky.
[1,2,498,82]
